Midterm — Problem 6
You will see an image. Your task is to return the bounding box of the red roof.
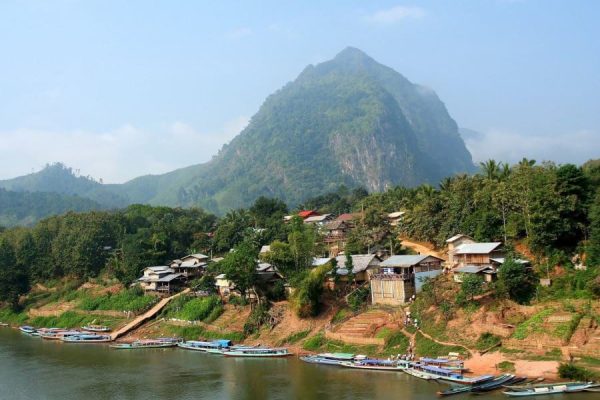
[298,210,319,219]
[336,213,361,222]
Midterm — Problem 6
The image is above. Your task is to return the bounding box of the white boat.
[178,339,233,352]
[19,326,38,336]
[222,347,291,357]
[341,358,411,371]
[300,353,362,366]
[61,334,112,343]
[82,325,111,332]
[503,382,600,396]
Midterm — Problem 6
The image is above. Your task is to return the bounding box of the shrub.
[278,329,311,346]
[475,332,502,351]
[79,287,156,313]
[558,363,597,381]
[163,295,222,322]
[347,287,369,312]
[497,361,515,372]
[291,265,330,318]
[243,303,270,335]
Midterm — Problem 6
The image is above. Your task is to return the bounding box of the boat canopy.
[214,339,233,347]
[421,365,461,376]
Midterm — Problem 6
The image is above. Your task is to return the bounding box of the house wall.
[415,270,443,292]
[370,278,414,305]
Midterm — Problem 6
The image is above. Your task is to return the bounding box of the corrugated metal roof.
[304,214,331,223]
[380,255,429,267]
[454,242,502,254]
[388,211,405,218]
[446,234,472,243]
[490,258,530,265]
[454,265,488,274]
[334,254,380,273]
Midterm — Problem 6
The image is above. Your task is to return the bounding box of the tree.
[588,192,600,267]
[220,241,258,299]
[0,238,29,309]
[496,257,536,304]
[460,274,484,301]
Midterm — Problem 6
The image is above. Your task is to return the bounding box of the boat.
[300,353,362,366]
[19,326,38,335]
[222,347,292,357]
[419,357,466,372]
[437,374,518,396]
[82,324,111,332]
[502,382,600,397]
[110,339,178,349]
[178,339,233,352]
[61,333,112,343]
[403,367,437,380]
[39,329,77,340]
[340,358,411,371]
[206,345,257,355]
[0,322,9,327]
[407,363,494,384]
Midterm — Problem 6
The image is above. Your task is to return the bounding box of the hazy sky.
[1,0,598,183]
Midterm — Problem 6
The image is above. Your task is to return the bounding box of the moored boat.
[341,358,411,371]
[178,339,233,352]
[222,347,292,357]
[110,339,178,349]
[419,357,466,372]
[502,382,600,397]
[40,329,80,340]
[82,324,111,332]
[0,322,9,327]
[61,333,112,343]
[19,326,38,336]
[206,345,257,355]
[407,363,493,384]
[300,353,361,366]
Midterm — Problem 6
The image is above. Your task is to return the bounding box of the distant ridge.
[0,48,475,216]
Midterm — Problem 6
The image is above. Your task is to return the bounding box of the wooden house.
[325,254,381,289]
[452,242,504,268]
[324,220,352,256]
[170,253,209,279]
[370,255,444,305]
[138,266,185,293]
[446,234,475,266]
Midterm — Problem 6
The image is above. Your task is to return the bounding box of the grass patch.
[475,332,502,351]
[331,308,350,324]
[497,361,516,372]
[161,295,223,322]
[79,288,156,313]
[581,356,600,366]
[525,348,563,361]
[165,325,245,342]
[415,333,467,358]
[0,308,28,324]
[375,327,392,339]
[512,308,553,340]
[277,329,311,346]
[381,330,410,356]
[499,347,525,354]
[302,332,378,355]
[29,311,122,329]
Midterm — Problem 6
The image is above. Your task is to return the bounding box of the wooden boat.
[408,363,493,384]
[404,367,436,380]
[0,322,9,327]
[19,326,38,336]
[178,339,233,352]
[341,358,411,371]
[419,357,466,371]
[438,375,528,396]
[206,345,257,355]
[82,325,111,332]
[502,382,600,396]
[110,339,177,349]
[61,333,112,343]
[40,329,81,340]
[222,347,292,357]
[300,353,362,366]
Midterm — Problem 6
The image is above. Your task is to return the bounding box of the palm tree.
[479,159,500,180]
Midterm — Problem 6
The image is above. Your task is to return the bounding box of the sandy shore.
[465,352,559,380]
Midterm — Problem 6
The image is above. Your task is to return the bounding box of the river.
[0,328,511,400]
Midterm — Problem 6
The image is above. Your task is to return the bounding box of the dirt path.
[110,289,189,340]
[400,238,446,260]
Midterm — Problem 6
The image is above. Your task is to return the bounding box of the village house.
[137,266,185,293]
[387,211,405,227]
[323,220,352,256]
[446,234,476,266]
[215,262,285,299]
[370,255,444,305]
[325,254,381,289]
[303,214,334,225]
[284,210,321,222]
[170,253,209,280]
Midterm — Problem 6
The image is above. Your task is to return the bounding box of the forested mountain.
[0,188,106,227]
[0,48,475,215]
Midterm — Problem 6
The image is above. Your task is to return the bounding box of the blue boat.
[178,339,233,352]
[19,326,38,336]
[407,363,493,384]
[61,334,112,343]
[341,358,411,371]
[300,353,360,366]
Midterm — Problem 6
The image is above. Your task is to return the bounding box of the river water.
[0,328,512,400]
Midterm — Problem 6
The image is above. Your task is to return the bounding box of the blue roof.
[422,365,459,375]
[421,358,450,363]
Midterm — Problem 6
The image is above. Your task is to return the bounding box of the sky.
[0,0,598,183]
